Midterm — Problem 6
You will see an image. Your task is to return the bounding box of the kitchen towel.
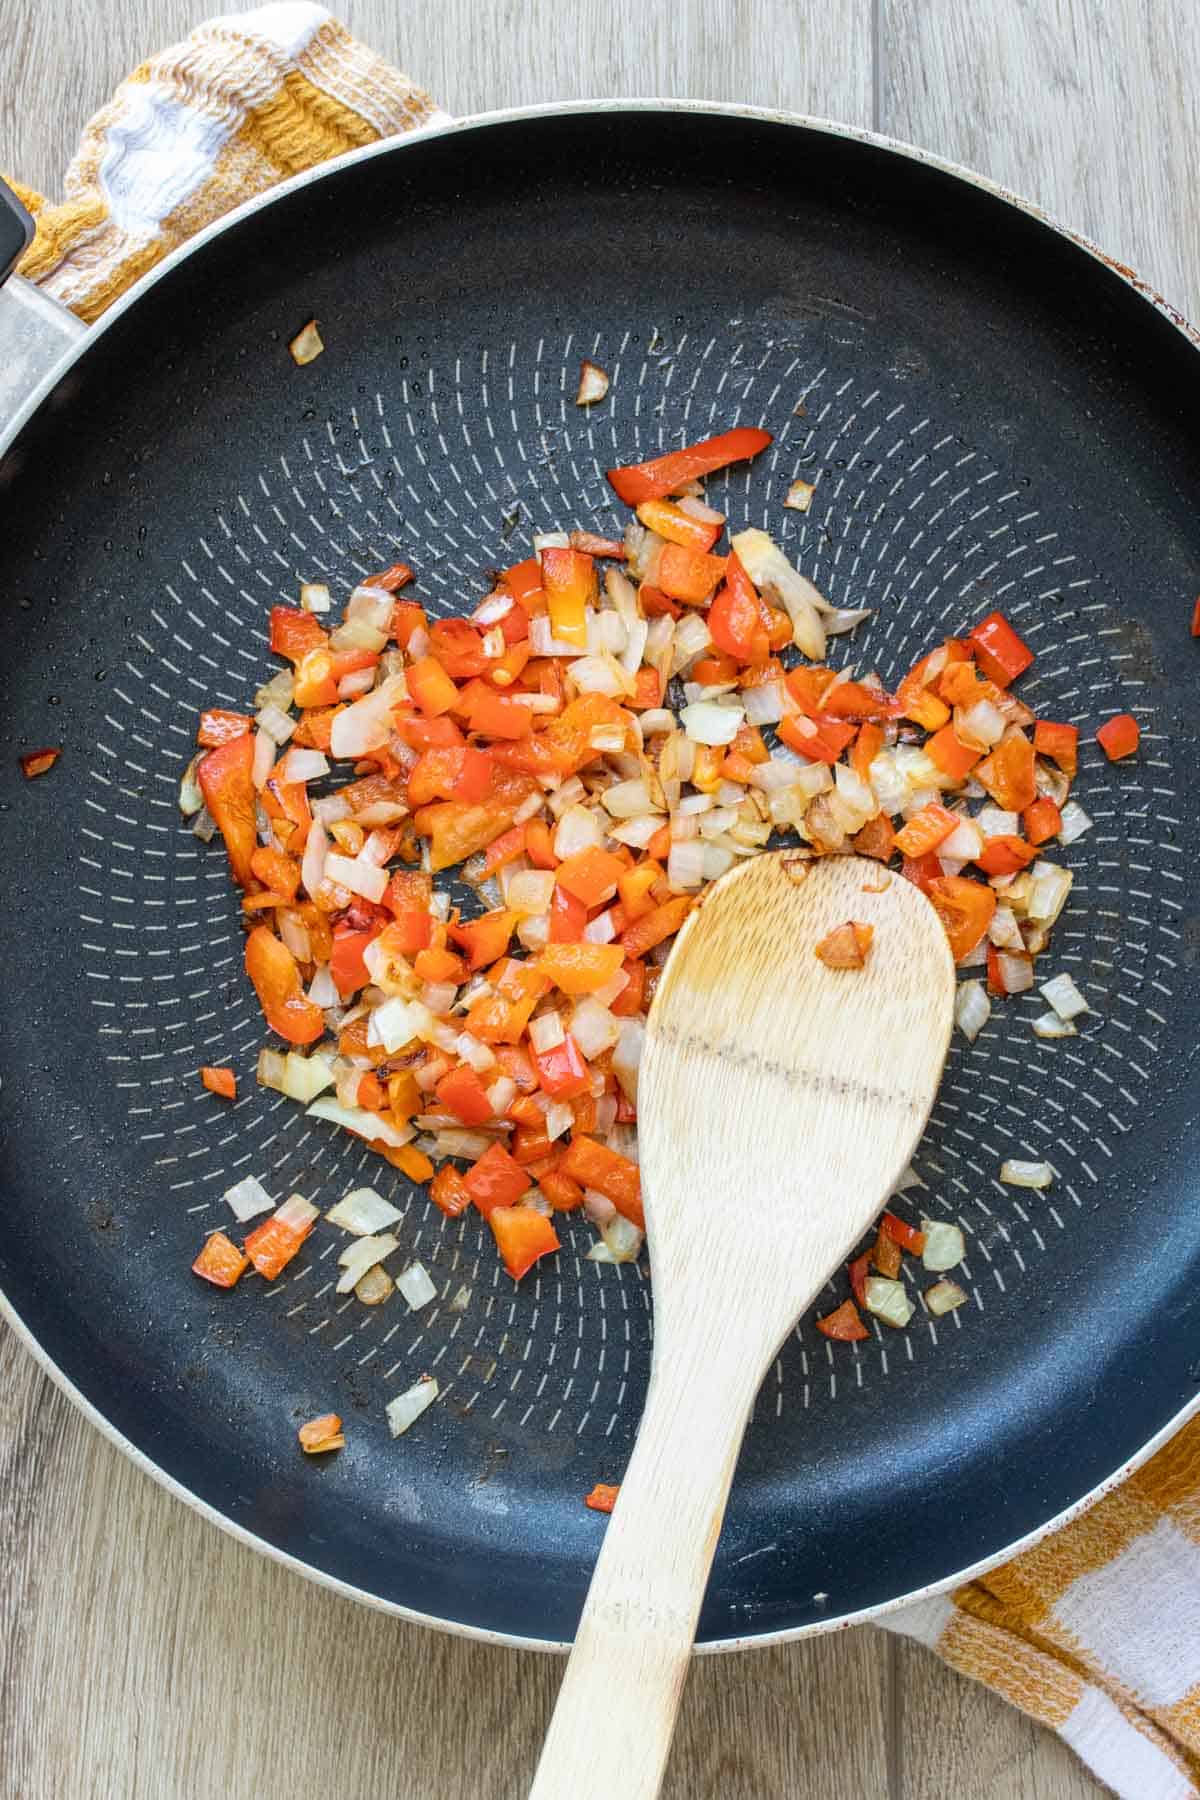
[7,8,1200,1796]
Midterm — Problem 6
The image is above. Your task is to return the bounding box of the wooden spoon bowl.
[531,852,955,1798]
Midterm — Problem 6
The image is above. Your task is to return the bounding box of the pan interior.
[1,110,1199,1645]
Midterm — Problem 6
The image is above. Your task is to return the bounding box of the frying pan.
[2,102,1199,1652]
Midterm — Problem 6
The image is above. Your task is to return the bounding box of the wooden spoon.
[529,852,955,1799]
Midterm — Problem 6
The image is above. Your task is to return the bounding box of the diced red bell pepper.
[488,1205,560,1280]
[926,875,997,963]
[382,869,433,951]
[390,599,427,647]
[198,734,258,890]
[1033,719,1078,777]
[925,724,983,781]
[968,611,1033,687]
[394,711,465,750]
[541,1168,585,1212]
[533,1032,591,1100]
[503,557,546,607]
[609,958,647,1017]
[541,547,596,649]
[435,1064,494,1125]
[606,427,772,506]
[1096,713,1140,761]
[430,1165,473,1217]
[200,1066,237,1100]
[707,551,770,663]
[816,1299,869,1342]
[407,655,460,717]
[655,543,727,604]
[777,715,858,764]
[293,647,339,708]
[197,708,252,747]
[974,834,1039,876]
[556,846,626,908]
[635,498,723,553]
[584,1482,621,1513]
[559,1134,644,1230]
[467,690,535,738]
[853,814,897,862]
[368,561,414,592]
[900,851,942,894]
[249,845,301,901]
[243,1210,315,1281]
[450,909,516,970]
[537,942,626,996]
[192,1230,249,1289]
[881,1211,926,1255]
[408,745,494,806]
[619,895,692,959]
[639,584,681,619]
[330,923,383,998]
[893,803,961,859]
[569,531,626,560]
[270,606,327,663]
[976,733,1037,811]
[464,1141,530,1215]
[1023,797,1062,845]
[549,883,589,943]
[848,1251,871,1309]
[525,819,558,869]
[245,926,324,1044]
[1192,597,1200,638]
[429,617,490,679]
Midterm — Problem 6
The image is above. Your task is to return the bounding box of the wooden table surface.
[3,3,1195,1794]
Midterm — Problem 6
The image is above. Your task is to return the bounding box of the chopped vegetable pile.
[183,414,1127,1353]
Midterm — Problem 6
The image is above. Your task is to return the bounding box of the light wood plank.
[882,0,1200,321]
[0,1326,890,1800]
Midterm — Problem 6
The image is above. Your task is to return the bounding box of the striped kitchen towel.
[6,2,448,321]
[7,10,1200,1796]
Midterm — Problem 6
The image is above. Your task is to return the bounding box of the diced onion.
[486,1075,517,1116]
[289,320,324,364]
[534,531,570,557]
[940,817,984,861]
[921,1219,965,1272]
[276,1194,319,1234]
[327,1187,403,1235]
[329,674,406,759]
[576,359,611,405]
[178,754,205,816]
[864,1276,914,1328]
[223,1174,274,1222]
[529,1011,564,1053]
[251,729,275,791]
[324,851,388,903]
[729,528,827,659]
[582,909,616,944]
[742,681,786,726]
[1039,972,1088,1021]
[1026,861,1073,926]
[386,1375,438,1437]
[784,478,815,512]
[554,804,604,859]
[571,998,620,1059]
[995,951,1035,994]
[397,1261,437,1310]
[1033,1010,1076,1039]
[680,700,744,746]
[613,1018,644,1103]
[587,1211,643,1264]
[925,1279,968,1317]
[336,1231,399,1294]
[954,980,991,1042]
[999,1159,1054,1189]
[299,581,331,613]
[506,869,557,916]
[278,1050,335,1102]
[976,805,1019,839]
[369,996,433,1053]
[307,1096,414,1149]
[1057,800,1093,845]
[602,779,659,819]
[667,839,708,891]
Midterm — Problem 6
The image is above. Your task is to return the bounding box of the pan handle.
[0,177,87,435]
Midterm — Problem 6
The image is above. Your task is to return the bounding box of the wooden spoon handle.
[529,1350,763,1800]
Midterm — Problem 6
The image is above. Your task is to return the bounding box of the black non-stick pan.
[2,103,1199,1649]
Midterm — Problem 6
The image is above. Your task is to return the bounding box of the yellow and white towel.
[9,2,447,321]
[8,11,1200,1794]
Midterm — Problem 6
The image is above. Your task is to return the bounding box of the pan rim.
[3,95,1198,1651]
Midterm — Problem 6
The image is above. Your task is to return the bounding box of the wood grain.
[533,857,954,1797]
[7,1,1185,1795]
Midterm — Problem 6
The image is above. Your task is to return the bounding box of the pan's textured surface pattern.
[2,113,1199,1655]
